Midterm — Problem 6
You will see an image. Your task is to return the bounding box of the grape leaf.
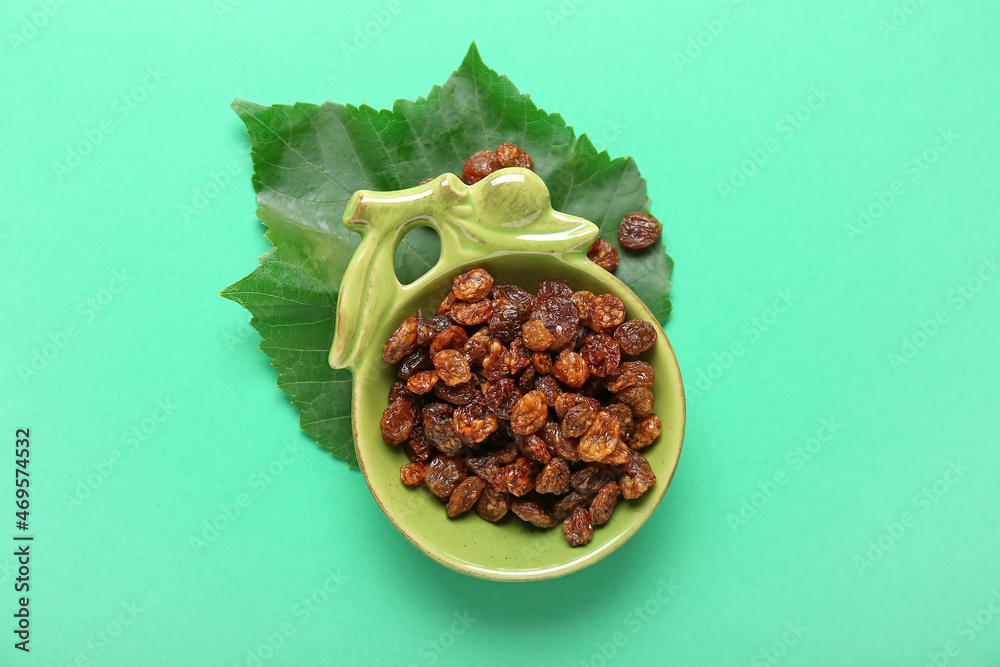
[224,43,673,464]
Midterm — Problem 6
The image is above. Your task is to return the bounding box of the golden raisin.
[382,316,419,364]
[429,325,469,356]
[589,294,626,333]
[578,411,621,462]
[553,349,590,388]
[424,455,467,499]
[614,319,658,355]
[510,389,548,435]
[476,484,510,522]
[618,211,662,249]
[511,498,557,528]
[589,482,620,526]
[446,477,487,517]
[495,142,534,170]
[462,149,502,184]
[380,399,416,445]
[521,319,555,351]
[581,334,620,378]
[400,462,429,486]
[562,506,593,547]
[587,238,619,272]
[432,349,472,386]
[453,403,498,444]
[406,370,440,395]
[535,457,572,495]
[452,268,494,301]
[630,414,662,449]
[450,299,493,326]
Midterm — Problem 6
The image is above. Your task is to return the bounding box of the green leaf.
[225,43,674,464]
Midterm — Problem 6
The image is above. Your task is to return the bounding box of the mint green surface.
[4,0,999,664]
[334,169,683,580]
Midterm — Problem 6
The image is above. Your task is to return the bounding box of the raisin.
[397,347,433,380]
[495,457,539,496]
[589,294,626,334]
[452,268,494,301]
[571,463,617,494]
[534,375,563,404]
[553,393,599,419]
[604,361,655,393]
[561,402,599,438]
[482,339,510,381]
[532,351,553,374]
[400,462,430,486]
[521,319,555,352]
[380,399,416,445]
[429,325,469,356]
[517,366,536,393]
[604,441,632,466]
[535,457,571,495]
[450,299,493,326]
[382,316,419,364]
[618,211,662,249]
[506,339,532,375]
[578,411,621,462]
[495,142,534,170]
[562,506,593,547]
[432,349,472,386]
[510,389,548,435]
[570,291,595,324]
[446,477,486,517]
[422,403,463,456]
[589,482,620,526]
[537,280,573,299]
[483,377,518,420]
[620,452,656,499]
[489,301,530,344]
[476,484,510,522]
[630,414,662,449]
[511,498,557,528]
[605,403,635,443]
[415,315,439,347]
[542,421,579,461]
[517,433,551,464]
[424,455,467,499]
[491,284,534,311]
[587,238,619,272]
[436,292,456,316]
[434,380,480,406]
[581,334,621,378]
[453,403,498,444]
[388,381,421,412]
[462,149,502,184]
[553,490,595,521]
[614,319,658,356]
[405,428,433,462]
[464,327,492,364]
[495,440,519,465]
[615,386,654,417]
[406,370,440,395]
[531,297,579,350]
[553,349,589,388]
[466,453,500,484]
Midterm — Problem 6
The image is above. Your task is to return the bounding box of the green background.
[4,0,999,665]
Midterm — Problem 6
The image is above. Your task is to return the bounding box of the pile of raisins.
[380,268,662,547]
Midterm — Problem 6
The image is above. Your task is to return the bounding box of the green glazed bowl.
[329,168,685,581]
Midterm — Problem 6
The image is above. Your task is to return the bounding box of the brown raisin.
[446,477,486,517]
[571,463,617,494]
[604,361,655,393]
[495,456,539,496]
[388,381,421,412]
[397,347,433,380]
[534,375,563,404]
[434,380,480,406]
[618,211,662,249]
[553,393,598,419]
[429,325,469,356]
[531,296,579,350]
[436,292,456,316]
[537,280,573,299]
[495,142,534,170]
[563,506,593,547]
[406,370,440,395]
[532,352,553,375]
[581,334,621,378]
[511,498,557,528]
[587,238,619,272]
[553,349,589,388]
[450,299,493,326]
[630,414,662,449]
[424,455,467,499]
[589,294,626,334]
[570,291,595,324]
[614,319,658,356]
[561,402,599,438]
[476,484,510,522]
[506,339,532,375]
[517,433,551,464]
[464,327,492,364]
[405,428,433,462]
[466,453,500,484]
[615,386,654,417]
[620,452,656,499]
[489,302,529,344]
[510,389,548,435]
[422,403,463,456]
[542,421,579,461]
[604,441,632,466]
[553,490,595,521]
[382,316,419,364]
[578,411,621,462]
[491,284,534,311]
[495,440,520,465]
[432,349,472,386]
[521,319,555,352]
[483,377,518,420]
[589,482,620,526]
[482,339,510,381]
[400,462,429,486]
[453,403,498,444]
[462,149,502,184]
[380,399,416,445]
[605,403,635,442]
[535,457,571,495]
[452,268,494,301]
[517,366,536,393]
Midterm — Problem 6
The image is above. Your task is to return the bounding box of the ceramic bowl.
[329,168,685,581]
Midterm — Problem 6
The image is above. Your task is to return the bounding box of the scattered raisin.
[589,482,620,526]
[452,268,494,301]
[620,452,656,499]
[397,347,433,380]
[405,428,433,462]
[589,294,626,333]
[517,366,537,393]
[511,498,557,528]
[462,149,502,184]
[533,375,562,404]
[380,399,416,445]
[553,490,595,521]
[614,319,658,356]
[518,433,552,464]
[436,292,456,316]
[618,211,662,249]
[604,361,655,393]
[389,381,421,412]
[466,453,500,484]
[490,301,530,344]
[587,238,619,272]
[581,334,620,378]
[571,463,617,495]
[506,339,532,375]
[604,441,632,466]
[482,339,510,382]
[542,421,579,461]
[553,393,598,419]
[495,440,520,465]
[570,291,595,324]
[562,507,593,547]
[400,462,430,486]
[424,455,467,499]
[510,389,548,435]
[476,484,510,522]
[464,327,492,364]
[552,349,589,388]
[483,377,518,420]
[453,403,498,444]
[382,316,419,364]
[446,477,487,517]
[495,142,534,170]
